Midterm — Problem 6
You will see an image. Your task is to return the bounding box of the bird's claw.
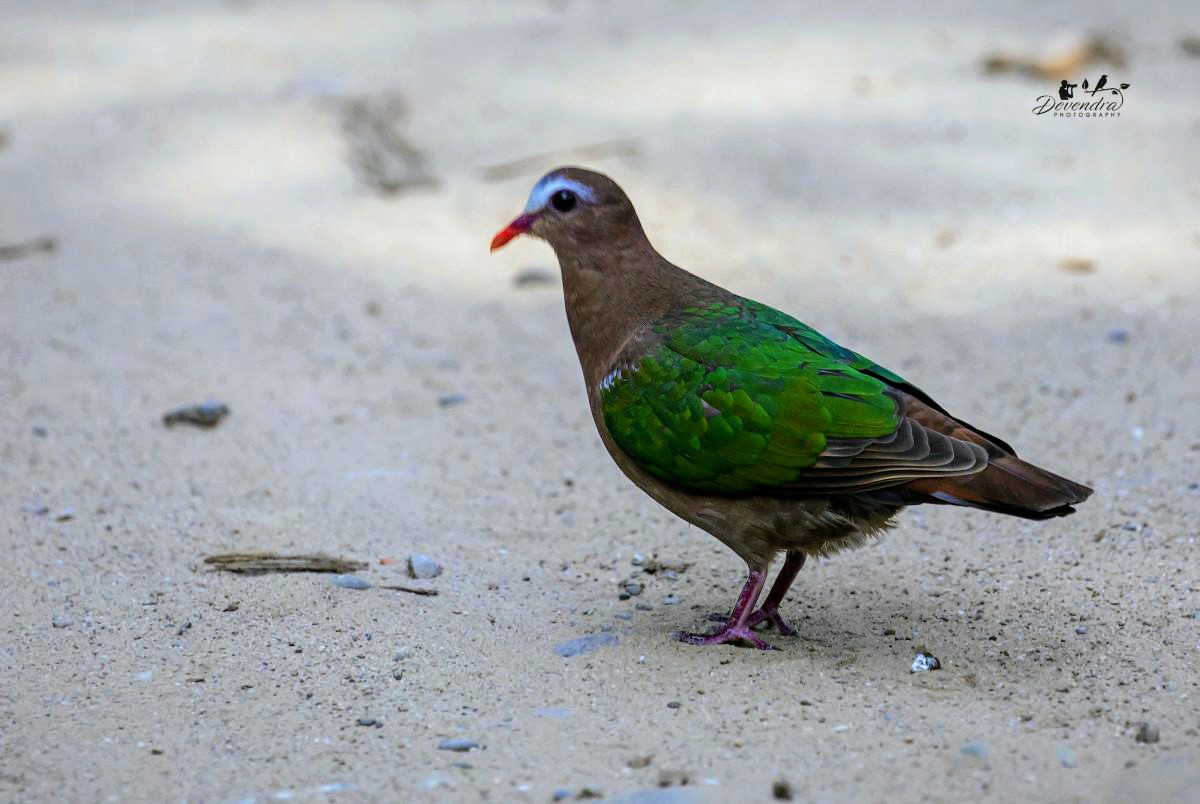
[672,625,776,650]
[746,606,798,636]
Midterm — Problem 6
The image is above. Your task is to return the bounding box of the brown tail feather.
[906,456,1092,520]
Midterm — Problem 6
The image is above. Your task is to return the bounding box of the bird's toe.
[672,626,775,650]
[746,606,799,637]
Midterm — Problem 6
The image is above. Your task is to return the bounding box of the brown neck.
[553,236,721,388]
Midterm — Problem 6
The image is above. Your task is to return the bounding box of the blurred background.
[2,2,1198,802]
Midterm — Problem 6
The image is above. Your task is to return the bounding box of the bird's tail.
[905,456,1093,520]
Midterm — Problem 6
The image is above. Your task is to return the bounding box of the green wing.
[600,299,910,494]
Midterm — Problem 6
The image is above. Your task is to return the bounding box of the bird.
[490,167,1093,649]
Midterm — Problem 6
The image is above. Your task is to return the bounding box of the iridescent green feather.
[601,299,906,494]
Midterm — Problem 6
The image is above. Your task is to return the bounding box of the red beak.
[490,213,537,252]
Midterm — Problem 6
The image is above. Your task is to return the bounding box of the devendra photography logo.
[1033,74,1130,118]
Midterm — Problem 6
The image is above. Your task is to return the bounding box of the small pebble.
[960,741,989,761]
[393,647,412,661]
[513,266,557,287]
[356,717,381,727]
[772,779,794,801]
[666,701,681,709]
[631,553,646,566]
[911,651,941,673]
[1056,744,1077,768]
[614,611,634,621]
[54,507,75,522]
[661,594,680,606]
[408,554,442,579]
[162,400,229,428]
[555,633,618,658]
[330,574,371,590]
[657,769,691,788]
[31,425,48,437]
[1106,328,1130,344]
[437,738,479,752]
[1135,722,1160,744]
[622,581,644,597]
[636,603,653,611]
[1075,625,1088,635]
[51,614,72,629]
[437,393,466,408]
[551,790,572,802]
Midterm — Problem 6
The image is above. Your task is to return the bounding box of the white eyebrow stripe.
[524,176,596,213]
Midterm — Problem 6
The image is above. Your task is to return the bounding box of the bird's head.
[490,167,641,256]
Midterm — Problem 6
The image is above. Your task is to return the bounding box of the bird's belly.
[587,392,903,563]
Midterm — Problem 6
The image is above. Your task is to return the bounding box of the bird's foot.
[672,625,775,650]
[746,605,798,636]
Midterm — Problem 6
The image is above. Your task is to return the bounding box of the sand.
[2,2,1199,802]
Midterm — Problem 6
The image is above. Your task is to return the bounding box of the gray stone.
[555,633,618,658]
[51,614,72,629]
[911,651,941,673]
[330,574,371,590]
[437,738,479,752]
[960,741,989,762]
[513,266,557,287]
[162,400,229,428]
[408,554,442,579]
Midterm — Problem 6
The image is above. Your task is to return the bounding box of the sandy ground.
[3,2,1200,802]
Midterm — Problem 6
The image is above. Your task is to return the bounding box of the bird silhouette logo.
[1034,75,1130,117]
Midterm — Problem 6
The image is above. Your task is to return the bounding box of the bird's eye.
[551,189,577,213]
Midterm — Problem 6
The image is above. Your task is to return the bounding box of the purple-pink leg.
[673,567,773,649]
[746,551,806,636]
